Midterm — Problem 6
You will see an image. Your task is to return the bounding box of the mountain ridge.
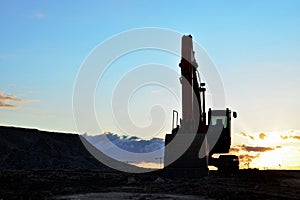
[0,126,109,170]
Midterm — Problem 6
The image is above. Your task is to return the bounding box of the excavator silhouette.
[164,35,239,176]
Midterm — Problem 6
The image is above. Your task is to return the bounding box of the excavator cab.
[208,108,232,154]
[207,108,239,172]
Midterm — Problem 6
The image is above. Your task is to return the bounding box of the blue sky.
[1,0,300,142]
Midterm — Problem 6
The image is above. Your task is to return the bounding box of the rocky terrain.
[0,170,299,199]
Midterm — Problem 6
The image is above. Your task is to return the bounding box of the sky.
[0,0,300,169]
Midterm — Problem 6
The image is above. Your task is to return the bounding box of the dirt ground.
[0,170,299,199]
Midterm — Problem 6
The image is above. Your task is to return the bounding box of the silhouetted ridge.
[0,126,109,170]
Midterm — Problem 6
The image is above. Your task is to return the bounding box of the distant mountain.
[84,132,164,153]
[0,126,109,170]
[84,132,164,165]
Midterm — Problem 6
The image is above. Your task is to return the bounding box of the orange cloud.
[229,147,240,153]
[291,135,300,140]
[259,133,267,139]
[239,132,247,137]
[240,145,274,152]
[239,131,254,140]
[280,134,300,140]
[239,153,260,164]
[0,91,37,109]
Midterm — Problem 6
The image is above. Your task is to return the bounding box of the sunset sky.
[1,0,300,169]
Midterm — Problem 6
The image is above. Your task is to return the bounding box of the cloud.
[0,102,20,109]
[229,147,240,153]
[239,131,254,140]
[87,132,164,153]
[239,153,260,164]
[233,145,263,167]
[259,133,267,140]
[281,135,289,140]
[35,12,45,19]
[230,145,273,167]
[33,113,54,118]
[280,133,300,140]
[291,135,300,140]
[84,132,164,164]
[239,132,247,137]
[240,145,274,152]
[0,91,37,109]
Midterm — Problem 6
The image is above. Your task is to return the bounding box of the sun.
[252,147,288,169]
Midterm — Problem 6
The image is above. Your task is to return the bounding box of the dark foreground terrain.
[0,170,299,199]
[0,126,299,199]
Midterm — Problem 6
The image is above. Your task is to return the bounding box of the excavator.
[164,35,239,176]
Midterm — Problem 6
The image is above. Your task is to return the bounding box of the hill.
[0,126,109,170]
